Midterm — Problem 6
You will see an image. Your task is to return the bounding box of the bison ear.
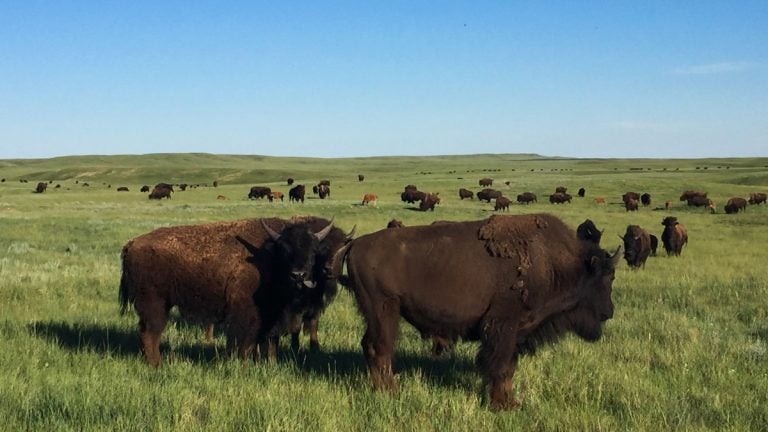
[315,218,335,242]
[262,220,282,241]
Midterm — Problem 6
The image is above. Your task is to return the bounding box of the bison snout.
[290,271,315,288]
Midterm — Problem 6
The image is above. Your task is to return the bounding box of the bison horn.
[611,245,623,266]
[314,218,335,241]
[346,225,357,240]
[262,220,282,241]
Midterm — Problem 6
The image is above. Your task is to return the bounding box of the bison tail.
[118,242,135,315]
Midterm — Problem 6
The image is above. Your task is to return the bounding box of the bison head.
[263,220,335,291]
[570,245,622,342]
[661,216,678,228]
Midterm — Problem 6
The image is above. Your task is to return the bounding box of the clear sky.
[1,1,766,159]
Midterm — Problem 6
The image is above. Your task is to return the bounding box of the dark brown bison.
[358,174,365,182]
[748,192,767,205]
[289,184,305,203]
[334,214,622,410]
[248,186,273,201]
[686,196,711,207]
[119,216,349,366]
[401,189,425,204]
[477,188,501,203]
[724,197,747,214]
[494,196,511,211]
[140,185,150,192]
[555,186,567,194]
[649,234,658,256]
[361,193,378,205]
[661,216,688,256]
[625,198,639,212]
[680,190,707,201]
[419,193,440,211]
[35,182,47,193]
[622,192,640,204]
[577,187,585,198]
[179,183,188,191]
[640,193,651,207]
[287,178,294,186]
[576,219,602,245]
[549,192,572,204]
[213,181,219,187]
[517,192,537,204]
[117,186,129,192]
[318,184,330,199]
[148,183,173,200]
[622,225,651,268]
[458,188,474,200]
[479,178,493,187]
[318,179,331,187]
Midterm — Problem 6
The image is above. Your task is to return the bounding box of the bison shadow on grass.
[27,320,476,390]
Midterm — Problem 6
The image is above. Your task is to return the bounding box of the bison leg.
[136,300,169,367]
[303,316,320,353]
[360,298,400,393]
[257,337,278,362]
[225,306,260,362]
[288,314,303,353]
[430,336,455,358]
[476,319,522,410]
[203,323,215,344]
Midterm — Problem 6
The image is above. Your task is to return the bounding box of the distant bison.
[594,197,606,205]
[640,193,651,207]
[335,214,622,410]
[649,234,659,256]
[625,198,639,212]
[317,184,331,199]
[458,188,474,200]
[661,216,688,256]
[289,184,306,203]
[149,183,173,200]
[119,216,349,366]
[270,191,284,202]
[555,186,567,194]
[419,193,441,212]
[724,197,747,214]
[477,188,501,203]
[549,192,572,204]
[494,196,511,211]
[517,192,537,204]
[117,186,130,192]
[680,190,707,201]
[35,182,47,193]
[622,225,652,268]
[248,186,273,201]
[748,192,766,205]
[401,189,426,204]
[686,196,711,208]
[140,185,150,193]
[479,178,493,187]
[577,187,585,198]
[358,174,365,182]
[361,193,378,206]
[622,192,640,204]
[287,178,294,186]
[216,195,227,200]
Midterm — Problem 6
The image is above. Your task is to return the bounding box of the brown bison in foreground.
[622,225,652,268]
[661,216,688,256]
[335,214,622,410]
[119,216,349,366]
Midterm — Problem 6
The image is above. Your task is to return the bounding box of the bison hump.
[478,214,550,259]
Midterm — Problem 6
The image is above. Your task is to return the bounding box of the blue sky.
[1,1,766,159]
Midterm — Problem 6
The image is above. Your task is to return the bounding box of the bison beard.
[336,214,621,410]
[119,216,348,366]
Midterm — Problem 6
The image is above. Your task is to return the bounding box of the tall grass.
[0,154,766,431]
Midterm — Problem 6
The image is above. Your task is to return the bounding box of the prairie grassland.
[0,154,766,431]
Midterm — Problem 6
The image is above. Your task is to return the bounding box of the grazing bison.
[577,187,585,198]
[479,178,493,187]
[549,192,572,204]
[35,182,47,193]
[649,234,659,256]
[358,174,365,182]
[140,185,150,193]
[270,191,284,202]
[248,186,273,201]
[335,214,622,410]
[477,188,502,203]
[748,192,767,205]
[117,186,130,192]
[622,225,652,268]
[724,197,747,214]
[289,184,306,203]
[625,198,639,212]
[686,196,711,208]
[361,193,378,206]
[402,189,426,204]
[458,188,474,200]
[517,192,537,204]
[576,219,602,245]
[119,216,348,366]
[216,195,227,200]
[419,193,441,211]
[149,183,173,200]
[640,193,651,207]
[494,196,511,211]
[680,190,707,201]
[661,216,688,256]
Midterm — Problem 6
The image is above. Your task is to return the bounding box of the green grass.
[1,153,767,431]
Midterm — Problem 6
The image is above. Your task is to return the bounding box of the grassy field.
[1,153,767,431]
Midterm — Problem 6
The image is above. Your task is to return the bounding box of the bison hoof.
[489,396,521,411]
[309,341,320,353]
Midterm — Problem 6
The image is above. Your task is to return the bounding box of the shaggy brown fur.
[622,225,651,268]
[337,213,622,410]
[725,197,747,214]
[119,216,348,366]
[661,216,688,256]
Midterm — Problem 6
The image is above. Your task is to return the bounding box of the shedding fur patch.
[478,214,548,259]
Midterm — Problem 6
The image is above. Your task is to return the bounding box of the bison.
[140,185,150,193]
[477,188,501,203]
[494,196,511,211]
[119,216,349,366]
[680,190,707,201]
[549,192,572,204]
[289,184,305,203]
[270,191,284,202]
[625,198,639,212]
[686,196,711,208]
[361,193,378,206]
[661,216,688,256]
[622,192,640,204]
[358,174,365,182]
[640,193,651,207]
[724,197,747,214]
[334,214,622,410]
[458,188,474,200]
[148,183,173,200]
[576,219,603,245]
[317,184,330,199]
[622,225,652,268]
[35,182,47,193]
[479,178,493,187]
[117,186,130,192]
[577,187,585,198]
[555,186,567,194]
[748,192,767,205]
[419,193,440,212]
[401,189,426,204]
[594,197,606,205]
[649,234,659,256]
[287,178,294,186]
[248,186,273,201]
[517,192,537,204]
